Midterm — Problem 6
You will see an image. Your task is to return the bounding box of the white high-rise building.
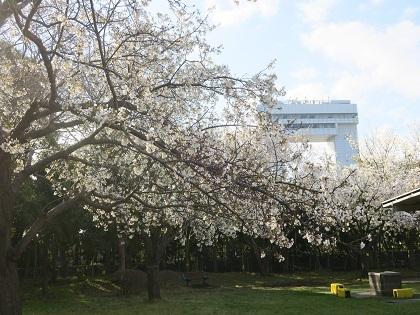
[263,100,359,165]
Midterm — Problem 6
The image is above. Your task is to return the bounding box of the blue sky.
[186,0,420,139]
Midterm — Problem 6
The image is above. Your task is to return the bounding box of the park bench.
[181,272,209,287]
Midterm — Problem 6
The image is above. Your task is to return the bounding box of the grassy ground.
[23,271,420,315]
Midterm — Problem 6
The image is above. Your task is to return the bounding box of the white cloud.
[302,20,420,99]
[298,0,337,26]
[206,0,280,27]
[291,67,318,80]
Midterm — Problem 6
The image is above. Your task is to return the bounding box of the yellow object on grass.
[393,288,413,299]
[336,287,351,298]
[330,283,344,295]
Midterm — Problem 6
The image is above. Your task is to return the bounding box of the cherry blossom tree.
[312,129,420,274]
[0,0,282,312]
[49,116,319,299]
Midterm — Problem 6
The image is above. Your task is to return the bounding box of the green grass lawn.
[23,271,420,315]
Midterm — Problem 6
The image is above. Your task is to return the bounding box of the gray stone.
[368,271,402,297]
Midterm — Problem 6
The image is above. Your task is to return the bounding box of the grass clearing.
[23,271,420,315]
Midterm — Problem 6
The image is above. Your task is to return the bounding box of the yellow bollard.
[393,288,413,299]
[330,283,344,295]
[337,287,351,298]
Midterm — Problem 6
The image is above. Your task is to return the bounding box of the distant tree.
[314,130,420,274]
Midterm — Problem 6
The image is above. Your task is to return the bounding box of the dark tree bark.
[104,247,113,275]
[144,227,172,301]
[359,251,369,278]
[212,245,218,272]
[50,242,58,282]
[33,242,38,279]
[0,149,72,313]
[406,230,417,269]
[0,0,30,28]
[184,228,191,272]
[40,242,49,296]
[146,265,160,300]
[23,250,32,280]
[249,238,269,276]
[118,239,126,280]
[118,238,128,295]
[0,152,21,315]
[0,260,21,315]
[241,243,246,272]
[59,247,67,278]
[326,253,330,270]
[145,230,162,301]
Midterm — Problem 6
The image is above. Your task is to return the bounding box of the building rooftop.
[382,187,420,212]
[267,100,358,115]
[283,99,351,105]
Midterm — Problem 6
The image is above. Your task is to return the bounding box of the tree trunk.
[117,238,128,295]
[406,230,417,269]
[0,148,76,314]
[184,229,191,272]
[50,241,58,282]
[212,245,218,272]
[249,238,269,276]
[359,251,369,278]
[145,232,162,301]
[118,239,126,279]
[104,247,113,275]
[146,265,160,300]
[24,250,32,280]
[0,260,21,315]
[41,242,49,296]
[326,253,330,270]
[0,152,22,314]
[144,227,172,301]
[241,244,245,272]
[314,249,321,271]
[33,241,38,279]
[59,247,68,278]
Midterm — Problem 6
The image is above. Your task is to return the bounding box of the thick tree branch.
[0,0,29,27]
[9,196,82,261]
[13,125,104,188]
[22,119,84,141]
[88,0,118,108]
[13,1,58,108]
